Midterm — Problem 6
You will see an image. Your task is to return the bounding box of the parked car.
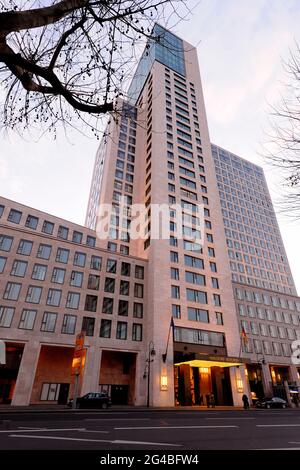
[256,397,287,409]
[68,392,112,409]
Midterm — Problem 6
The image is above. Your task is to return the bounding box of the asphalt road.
[1,408,300,450]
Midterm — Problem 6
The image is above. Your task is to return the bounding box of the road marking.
[205,417,255,420]
[18,426,46,430]
[81,430,110,434]
[257,424,300,428]
[85,418,150,421]
[9,434,181,447]
[115,425,239,430]
[0,428,85,434]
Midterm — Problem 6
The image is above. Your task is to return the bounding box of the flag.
[241,326,248,345]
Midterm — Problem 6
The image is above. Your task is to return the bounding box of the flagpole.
[162,317,174,363]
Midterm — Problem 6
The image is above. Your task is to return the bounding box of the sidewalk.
[0,404,248,413]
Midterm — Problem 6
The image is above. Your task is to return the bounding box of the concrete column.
[261,362,272,396]
[290,364,300,385]
[134,352,146,406]
[152,348,175,407]
[11,341,40,406]
[80,346,102,396]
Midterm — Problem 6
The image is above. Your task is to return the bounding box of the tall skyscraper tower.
[86,25,251,406]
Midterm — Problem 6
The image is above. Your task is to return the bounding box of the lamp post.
[145,341,156,408]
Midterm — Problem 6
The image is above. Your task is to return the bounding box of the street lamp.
[145,341,156,408]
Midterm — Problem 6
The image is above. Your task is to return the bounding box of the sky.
[0,0,299,292]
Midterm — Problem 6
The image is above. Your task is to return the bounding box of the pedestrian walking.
[206,394,210,408]
[242,394,249,409]
[210,393,215,408]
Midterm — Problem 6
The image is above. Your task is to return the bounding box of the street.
[1,408,300,450]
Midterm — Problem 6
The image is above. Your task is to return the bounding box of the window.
[37,244,51,260]
[186,288,207,304]
[210,262,217,273]
[91,256,102,271]
[213,294,221,307]
[0,256,6,273]
[135,265,144,279]
[11,260,28,277]
[58,225,69,240]
[171,267,179,280]
[118,300,129,316]
[171,285,180,299]
[82,317,95,336]
[132,323,143,341]
[172,304,181,318]
[133,302,143,318]
[51,268,66,284]
[42,221,54,235]
[211,278,219,289]
[61,314,76,334]
[56,248,69,264]
[134,283,143,298]
[8,209,22,224]
[106,259,117,273]
[84,294,97,312]
[25,214,39,230]
[17,240,33,256]
[216,312,224,325]
[121,262,131,277]
[66,292,80,309]
[32,264,47,281]
[0,205,4,218]
[0,235,13,252]
[46,289,61,307]
[41,312,57,332]
[86,235,96,247]
[187,307,209,323]
[120,280,130,296]
[40,383,60,401]
[70,271,83,287]
[0,306,14,327]
[185,271,205,286]
[170,251,179,263]
[100,319,111,338]
[102,297,114,314]
[19,309,36,330]
[4,282,21,300]
[116,322,127,340]
[74,252,86,267]
[184,255,204,269]
[26,286,42,304]
[72,231,83,244]
[104,277,115,293]
[88,274,100,290]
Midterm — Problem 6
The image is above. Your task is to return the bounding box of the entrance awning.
[174,354,248,369]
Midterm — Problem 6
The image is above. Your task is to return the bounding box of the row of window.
[242,337,294,357]
[0,205,96,247]
[235,288,300,311]
[240,319,300,340]
[0,236,144,276]
[171,285,221,306]
[0,306,142,340]
[2,281,144,310]
[238,303,300,325]
[171,304,223,325]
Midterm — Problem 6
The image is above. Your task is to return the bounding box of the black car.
[68,392,112,409]
[256,397,287,409]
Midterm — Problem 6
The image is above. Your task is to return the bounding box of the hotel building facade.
[0,25,299,407]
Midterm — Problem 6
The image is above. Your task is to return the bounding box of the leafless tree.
[0,0,191,137]
[264,42,300,219]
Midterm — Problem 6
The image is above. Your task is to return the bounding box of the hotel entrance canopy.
[174,354,249,369]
